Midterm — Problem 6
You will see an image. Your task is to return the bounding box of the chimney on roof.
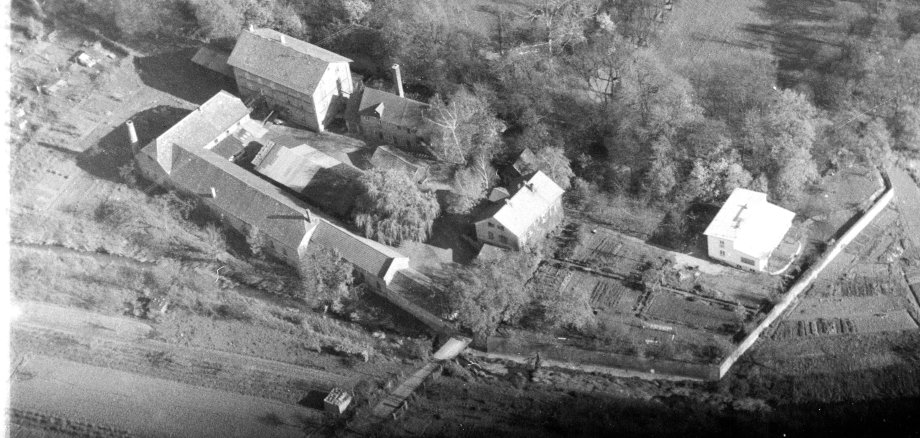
[211,187,217,198]
[248,24,254,32]
[525,182,535,191]
[125,119,138,146]
[391,64,404,98]
[280,34,286,45]
[304,209,312,222]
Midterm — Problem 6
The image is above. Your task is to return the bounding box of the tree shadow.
[742,0,843,87]
[133,48,238,105]
[76,105,189,182]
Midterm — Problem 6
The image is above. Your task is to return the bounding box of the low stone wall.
[717,172,895,378]
[485,329,719,380]
[375,286,455,336]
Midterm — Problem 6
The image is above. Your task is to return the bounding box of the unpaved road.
[11,355,320,438]
[13,301,354,405]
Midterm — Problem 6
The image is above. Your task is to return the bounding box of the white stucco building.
[703,188,795,272]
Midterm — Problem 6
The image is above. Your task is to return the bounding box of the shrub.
[93,199,131,228]
[442,360,472,381]
[24,17,44,39]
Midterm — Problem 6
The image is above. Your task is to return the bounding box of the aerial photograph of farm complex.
[5,0,920,436]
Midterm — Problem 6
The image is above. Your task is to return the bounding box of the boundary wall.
[717,172,894,378]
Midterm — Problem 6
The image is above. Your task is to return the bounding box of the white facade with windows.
[704,188,795,272]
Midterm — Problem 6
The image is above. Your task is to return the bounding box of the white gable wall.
[707,235,767,271]
[313,62,353,131]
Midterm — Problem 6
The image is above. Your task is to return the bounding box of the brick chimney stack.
[391,64,404,98]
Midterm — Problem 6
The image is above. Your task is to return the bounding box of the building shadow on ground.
[76,105,189,182]
[133,48,238,105]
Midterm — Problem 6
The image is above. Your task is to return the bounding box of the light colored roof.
[476,171,564,237]
[704,188,796,259]
[227,28,351,95]
[512,147,538,173]
[191,45,233,77]
[153,90,250,159]
[359,87,429,130]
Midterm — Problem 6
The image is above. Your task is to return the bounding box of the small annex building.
[357,87,430,155]
[475,171,565,251]
[703,188,796,272]
[251,141,363,217]
[135,91,409,293]
[369,145,427,182]
[228,27,353,132]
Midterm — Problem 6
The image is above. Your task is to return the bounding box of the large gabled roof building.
[228,27,353,132]
[135,91,409,292]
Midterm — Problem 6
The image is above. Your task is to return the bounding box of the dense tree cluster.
[353,169,440,245]
[444,251,538,340]
[300,247,354,308]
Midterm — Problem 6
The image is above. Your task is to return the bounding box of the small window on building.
[499,235,508,244]
[488,222,495,228]
[741,257,756,266]
[498,225,504,230]
[378,132,383,140]
[719,250,726,257]
[719,240,725,248]
[488,231,494,240]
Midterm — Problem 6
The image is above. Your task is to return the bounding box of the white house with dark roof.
[703,188,796,272]
[475,171,565,251]
[135,91,410,293]
[228,27,352,132]
[357,87,430,155]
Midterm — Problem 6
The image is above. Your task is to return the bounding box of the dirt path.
[11,355,320,438]
[14,301,354,405]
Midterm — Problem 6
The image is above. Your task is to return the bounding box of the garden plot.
[772,310,917,341]
[643,291,741,334]
[851,310,918,333]
[567,228,651,277]
[787,294,916,324]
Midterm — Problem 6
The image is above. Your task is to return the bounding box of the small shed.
[191,45,234,77]
[370,145,428,182]
[324,387,353,415]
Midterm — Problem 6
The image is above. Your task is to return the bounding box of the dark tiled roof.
[370,146,427,179]
[167,144,315,253]
[310,220,405,278]
[227,28,351,95]
[252,142,363,216]
[358,87,429,130]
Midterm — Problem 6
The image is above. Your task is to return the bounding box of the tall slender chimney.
[280,34,286,45]
[248,24,254,32]
[391,64,404,98]
[126,119,138,145]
